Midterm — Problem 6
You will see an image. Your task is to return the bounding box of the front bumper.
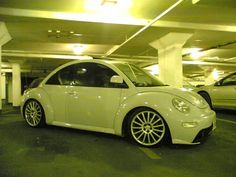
[192,124,213,143]
[169,109,216,145]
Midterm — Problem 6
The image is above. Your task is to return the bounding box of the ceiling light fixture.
[101,0,118,6]
[73,33,83,37]
[145,64,159,76]
[190,50,203,59]
[192,0,200,4]
[72,45,87,55]
[186,48,203,59]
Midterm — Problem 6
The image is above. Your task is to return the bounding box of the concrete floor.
[0,105,235,177]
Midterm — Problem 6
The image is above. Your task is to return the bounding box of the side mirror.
[110,75,123,84]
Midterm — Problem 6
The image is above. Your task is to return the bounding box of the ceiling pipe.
[104,0,184,57]
[107,57,236,66]
[2,52,93,60]
[183,40,236,57]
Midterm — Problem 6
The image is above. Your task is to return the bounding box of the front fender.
[113,91,175,136]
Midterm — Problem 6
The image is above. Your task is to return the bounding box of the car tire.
[127,108,168,147]
[23,100,45,127]
[198,92,213,109]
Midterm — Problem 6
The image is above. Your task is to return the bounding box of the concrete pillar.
[0,22,11,113]
[12,63,21,107]
[149,33,192,88]
[7,75,13,103]
[1,73,6,100]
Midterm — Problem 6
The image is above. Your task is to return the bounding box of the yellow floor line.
[217,118,236,125]
[139,147,161,159]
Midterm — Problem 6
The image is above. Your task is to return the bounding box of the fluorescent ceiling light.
[144,64,159,76]
[85,0,132,17]
[191,51,203,59]
[188,48,203,59]
[192,0,200,4]
[101,0,118,6]
[72,44,87,55]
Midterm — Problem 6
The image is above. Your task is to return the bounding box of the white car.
[195,72,236,110]
[21,60,216,147]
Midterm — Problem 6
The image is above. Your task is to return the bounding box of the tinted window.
[222,73,236,86]
[46,62,127,88]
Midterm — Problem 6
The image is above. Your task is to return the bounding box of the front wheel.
[127,108,168,147]
[24,100,45,127]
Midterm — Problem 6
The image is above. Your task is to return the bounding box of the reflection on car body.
[21,60,216,147]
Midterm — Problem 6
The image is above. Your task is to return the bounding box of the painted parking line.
[139,147,161,159]
[217,118,236,125]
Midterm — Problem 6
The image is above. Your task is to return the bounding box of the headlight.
[172,97,190,113]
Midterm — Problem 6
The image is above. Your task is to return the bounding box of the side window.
[73,63,126,88]
[46,62,128,88]
[222,74,236,86]
[72,63,94,86]
[46,65,75,85]
[93,64,118,87]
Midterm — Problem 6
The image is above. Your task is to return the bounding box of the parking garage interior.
[0,0,236,177]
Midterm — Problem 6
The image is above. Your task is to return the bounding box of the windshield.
[29,78,44,88]
[114,63,165,87]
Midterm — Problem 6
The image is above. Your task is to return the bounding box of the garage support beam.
[0,47,2,113]
[7,75,13,104]
[0,22,11,113]
[150,33,192,88]
[11,63,21,108]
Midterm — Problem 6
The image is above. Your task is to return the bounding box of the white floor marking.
[217,118,236,125]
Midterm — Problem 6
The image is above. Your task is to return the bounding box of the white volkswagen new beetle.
[21,60,216,147]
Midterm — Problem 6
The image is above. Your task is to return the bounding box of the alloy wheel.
[130,110,166,146]
[24,100,44,127]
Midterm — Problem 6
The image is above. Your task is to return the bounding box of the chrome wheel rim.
[131,110,165,146]
[24,101,42,126]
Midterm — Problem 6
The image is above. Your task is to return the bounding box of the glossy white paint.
[21,60,216,145]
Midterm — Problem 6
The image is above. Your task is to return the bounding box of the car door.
[210,73,236,108]
[66,62,126,130]
[44,64,76,123]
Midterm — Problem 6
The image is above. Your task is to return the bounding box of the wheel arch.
[23,98,43,113]
[22,98,46,127]
[197,90,210,96]
[121,106,172,143]
[197,90,213,108]
[22,90,55,124]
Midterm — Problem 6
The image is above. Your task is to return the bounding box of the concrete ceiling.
[0,0,236,79]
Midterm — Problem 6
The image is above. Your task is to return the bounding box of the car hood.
[136,86,208,109]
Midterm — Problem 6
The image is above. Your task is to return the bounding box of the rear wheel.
[24,100,45,127]
[127,108,167,147]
